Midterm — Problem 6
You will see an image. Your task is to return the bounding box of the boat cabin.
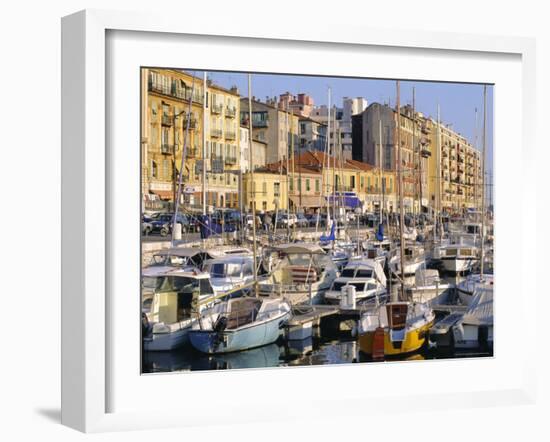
[142,270,215,325]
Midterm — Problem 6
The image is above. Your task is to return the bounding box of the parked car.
[306,213,327,228]
[142,215,153,235]
[276,213,297,229]
[295,213,309,228]
[149,213,189,237]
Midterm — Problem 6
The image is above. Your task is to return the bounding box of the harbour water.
[142,272,492,374]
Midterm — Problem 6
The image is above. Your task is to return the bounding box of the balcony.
[211,104,224,114]
[162,115,173,126]
[225,107,237,118]
[161,144,174,154]
[225,156,237,165]
[421,125,431,134]
[210,128,223,138]
[420,147,431,158]
[252,119,269,128]
[225,131,236,140]
[148,79,204,104]
[186,148,198,158]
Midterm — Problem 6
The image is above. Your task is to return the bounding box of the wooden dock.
[289,304,373,324]
[430,304,469,314]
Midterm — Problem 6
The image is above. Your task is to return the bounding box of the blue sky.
[189,70,494,184]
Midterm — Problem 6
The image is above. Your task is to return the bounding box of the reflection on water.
[142,272,492,374]
[143,333,491,373]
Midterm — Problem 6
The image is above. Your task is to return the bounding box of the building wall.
[144,69,205,207]
[427,119,482,212]
[298,118,326,153]
[204,84,241,208]
[240,99,299,165]
[243,171,288,212]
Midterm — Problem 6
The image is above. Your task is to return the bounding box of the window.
[360,176,364,189]
[315,179,320,192]
[306,179,311,191]
[162,159,170,179]
[262,182,267,195]
[151,126,158,148]
[274,182,280,197]
[151,160,157,178]
[161,126,170,146]
[350,176,356,189]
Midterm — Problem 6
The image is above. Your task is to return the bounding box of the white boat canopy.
[273,243,326,255]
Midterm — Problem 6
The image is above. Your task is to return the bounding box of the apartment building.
[240,98,299,165]
[426,119,482,212]
[142,68,205,209]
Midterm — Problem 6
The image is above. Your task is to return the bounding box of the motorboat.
[389,243,426,276]
[142,246,252,277]
[324,259,387,305]
[405,268,451,305]
[452,286,493,349]
[258,243,338,305]
[358,301,435,357]
[188,297,291,354]
[141,268,220,351]
[201,254,257,295]
[433,241,479,274]
[456,272,494,306]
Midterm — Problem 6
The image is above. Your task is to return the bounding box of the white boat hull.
[143,327,190,351]
[441,257,476,273]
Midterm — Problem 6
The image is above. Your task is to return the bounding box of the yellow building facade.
[426,118,482,213]
[141,68,241,211]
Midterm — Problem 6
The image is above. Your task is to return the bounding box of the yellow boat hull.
[358,320,434,357]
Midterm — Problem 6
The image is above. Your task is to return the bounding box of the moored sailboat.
[188,297,291,354]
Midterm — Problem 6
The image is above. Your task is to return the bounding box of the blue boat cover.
[376,223,384,241]
[320,221,336,242]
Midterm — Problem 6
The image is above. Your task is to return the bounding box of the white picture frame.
[61,9,538,433]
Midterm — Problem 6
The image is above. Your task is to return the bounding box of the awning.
[326,194,361,209]
[289,195,323,208]
[150,190,173,200]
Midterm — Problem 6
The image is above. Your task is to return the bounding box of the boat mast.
[274,108,284,235]
[480,85,487,280]
[436,104,442,241]
[291,108,296,237]
[326,87,331,234]
[285,103,291,241]
[247,74,258,297]
[474,107,481,210]
[412,87,417,229]
[171,74,196,246]
[379,113,383,225]
[202,72,207,216]
[396,80,405,299]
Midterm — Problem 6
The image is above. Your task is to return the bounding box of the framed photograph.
[62,9,537,433]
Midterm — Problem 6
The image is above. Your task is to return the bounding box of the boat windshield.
[356,269,373,278]
[207,262,242,278]
[165,276,214,294]
[341,268,355,277]
[333,282,367,291]
[151,254,186,266]
[142,276,163,290]
[466,225,480,234]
